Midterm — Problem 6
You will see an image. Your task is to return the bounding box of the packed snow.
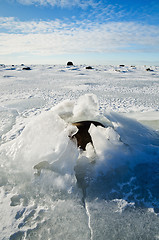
[0,64,159,240]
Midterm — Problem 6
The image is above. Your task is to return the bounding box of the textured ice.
[0,64,159,239]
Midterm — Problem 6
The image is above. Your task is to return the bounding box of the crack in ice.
[85,201,93,240]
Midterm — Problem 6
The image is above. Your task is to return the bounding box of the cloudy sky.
[0,0,159,65]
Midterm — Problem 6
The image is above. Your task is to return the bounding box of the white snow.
[0,64,159,239]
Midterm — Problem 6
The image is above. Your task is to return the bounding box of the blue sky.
[0,0,159,65]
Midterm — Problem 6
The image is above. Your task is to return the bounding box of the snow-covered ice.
[0,64,159,239]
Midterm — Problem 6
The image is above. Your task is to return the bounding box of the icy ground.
[0,64,159,240]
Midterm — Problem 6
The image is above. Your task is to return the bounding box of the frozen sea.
[0,64,159,240]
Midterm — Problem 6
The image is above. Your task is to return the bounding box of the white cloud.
[0,17,64,33]
[16,0,96,8]
[0,17,159,57]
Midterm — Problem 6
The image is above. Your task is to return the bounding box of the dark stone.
[67,61,73,66]
[86,66,93,69]
[146,68,153,71]
[22,67,31,70]
[119,65,125,67]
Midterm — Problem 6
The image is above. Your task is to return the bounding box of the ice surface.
[0,65,159,239]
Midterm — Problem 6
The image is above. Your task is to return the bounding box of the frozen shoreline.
[0,64,159,239]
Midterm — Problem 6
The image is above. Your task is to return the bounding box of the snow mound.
[1,94,159,239]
